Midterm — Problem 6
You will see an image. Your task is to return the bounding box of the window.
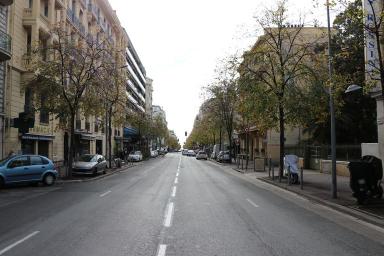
[40,96,49,124]
[44,0,49,17]
[31,156,43,166]
[29,0,33,8]
[8,157,30,168]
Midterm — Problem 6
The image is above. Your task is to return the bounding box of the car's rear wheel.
[43,174,55,186]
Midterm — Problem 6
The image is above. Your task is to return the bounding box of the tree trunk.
[68,113,75,178]
[108,106,113,169]
[219,126,222,151]
[279,103,285,178]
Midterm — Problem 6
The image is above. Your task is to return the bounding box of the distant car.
[196,151,208,160]
[150,150,158,158]
[187,150,196,157]
[73,154,107,176]
[128,151,143,162]
[182,149,188,156]
[0,155,58,187]
[217,151,231,163]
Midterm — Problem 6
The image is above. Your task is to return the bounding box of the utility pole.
[327,0,337,199]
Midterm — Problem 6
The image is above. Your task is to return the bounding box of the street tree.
[206,56,239,159]
[25,26,106,177]
[95,61,128,167]
[239,0,327,177]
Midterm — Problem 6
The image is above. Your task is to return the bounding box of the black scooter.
[348,155,383,205]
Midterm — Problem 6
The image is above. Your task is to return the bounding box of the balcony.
[0,0,13,6]
[66,8,86,37]
[0,30,12,61]
[87,3,99,21]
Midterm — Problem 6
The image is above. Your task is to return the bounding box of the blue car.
[0,155,58,188]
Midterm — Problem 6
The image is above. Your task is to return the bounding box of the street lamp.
[326,0,337,199]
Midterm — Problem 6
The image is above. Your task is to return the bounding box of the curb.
[207,159,384,229]
[56,163,140,184]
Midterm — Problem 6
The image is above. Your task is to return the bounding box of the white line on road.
[174,177,178,184]
[176,172,179,177]
[164,202,174,227]
[157,244,167,256]
[246,198,259,208]
[99,190,112,197]
[171,186,177,197]
[0,231,40,255]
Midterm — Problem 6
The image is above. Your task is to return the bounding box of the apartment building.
[0,0,12,158]
[3,0,143,165]
[125,32,146,114]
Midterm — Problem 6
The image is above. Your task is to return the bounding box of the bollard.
[272,166,275,180]
[254,158,256,172]
[241,157,244,170]
[300,167,303,190]
[268,158,272,177]
[278,167,281,183]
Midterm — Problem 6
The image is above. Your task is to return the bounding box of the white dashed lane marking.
[164,202,174,227]
[246,198,259,208]
[0,231,40,256]
[99,190,112,197]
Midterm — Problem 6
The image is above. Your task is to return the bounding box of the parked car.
[187,150,196,157]
[182,149,188,156]
[151,150,159,158]
[196,151,208,160]
[217,151,231,163]
[0,155,58,187]
[128,151,143,162]
[73,154,107,176]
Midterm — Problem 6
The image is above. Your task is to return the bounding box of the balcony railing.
[66,8,86,37]
[87,3,99,21]
[23,8,32,18]
[0,30,12,61]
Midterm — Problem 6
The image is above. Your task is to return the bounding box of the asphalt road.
[0,153,384,256]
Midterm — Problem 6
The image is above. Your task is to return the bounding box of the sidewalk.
[210,159,384,225]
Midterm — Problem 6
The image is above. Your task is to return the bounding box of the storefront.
[20,134,55,157]
[123,127,139,153]
[74,132,96,157]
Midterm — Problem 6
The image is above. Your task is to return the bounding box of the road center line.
[164,202,174,227]
[0,231,40,256]
[157,244,167,256]
[176,172,179,177]
[174,177,178,184]
[99,190,112,197]
[171,186,177,197]
[246,198,259,208]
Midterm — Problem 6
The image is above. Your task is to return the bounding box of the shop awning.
[124,127,139,138]
[21,134,55,141]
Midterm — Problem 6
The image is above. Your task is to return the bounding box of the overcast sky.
[109,0,338,145]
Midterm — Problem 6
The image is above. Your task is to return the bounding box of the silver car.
[196,151,208,160]
[73,154,107,176]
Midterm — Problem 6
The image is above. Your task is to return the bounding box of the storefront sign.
[29,125,54,135]
[364,0,381,87]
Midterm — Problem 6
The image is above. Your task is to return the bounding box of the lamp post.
[327,0,337,199]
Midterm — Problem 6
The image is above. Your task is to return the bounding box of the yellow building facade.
[4,0,129,166]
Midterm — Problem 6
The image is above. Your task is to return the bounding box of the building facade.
[0,0,12,158]
[3,0,147,169]
[363,0,384,163]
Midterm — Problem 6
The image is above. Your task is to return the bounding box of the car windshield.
[134,151,141,155]
[78,155,97,162]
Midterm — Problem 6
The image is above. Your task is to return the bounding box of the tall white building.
[124,32,146,114]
